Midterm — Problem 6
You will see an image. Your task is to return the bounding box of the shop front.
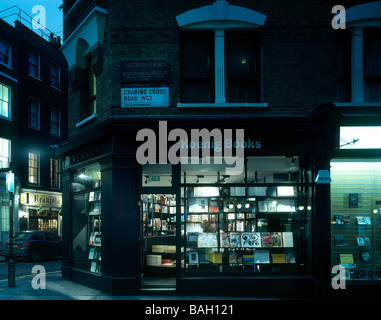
[330,121,381,298]
[59,105,339,297]
[18,190,62,236]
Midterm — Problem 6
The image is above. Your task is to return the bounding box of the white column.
[351,28,364,103]
[214,29,226,104]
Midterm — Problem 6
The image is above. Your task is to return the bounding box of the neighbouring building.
[0,15,68,247]
[59,0,381,298]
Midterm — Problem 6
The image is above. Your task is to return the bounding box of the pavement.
[0,261,259,301]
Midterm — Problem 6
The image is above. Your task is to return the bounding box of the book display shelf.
[183,186,300,275]
[141,194,177,276]
[331,212,379,280]
[88,190,102,274]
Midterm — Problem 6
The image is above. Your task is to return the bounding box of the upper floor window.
[28,50,40,79]
[50,157,60,188]
[50,108,61,137]
[50,63,61,89]
[225,31,259,103]
[0,83,11,120]
[87,56,96,117]
[28,152,39,184]
[0,40,11,68]
[337,1,381,104]
[28,98,40,130]
[176,0,266,106]
[0,137,11,169]
[181,32,214,103]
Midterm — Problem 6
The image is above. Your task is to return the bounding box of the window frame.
[28,50,40,79]
[50,63,61,89]
[0,40,11,68]
[50,157,61,189]
[0,82,11,120]
[0,137,11,170]
[28,151,40,185]
[50,107,61,137]
[28,98,40,130]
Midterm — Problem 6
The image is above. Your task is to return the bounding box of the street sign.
[6,172,14,192]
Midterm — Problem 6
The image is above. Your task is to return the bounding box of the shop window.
[71,164,101,274]
[0,83,11,120]
[28,152,39,185]
[140,194,177,283]
[1,206,9,231]
[331,160,381,280]
[180,156,312,277]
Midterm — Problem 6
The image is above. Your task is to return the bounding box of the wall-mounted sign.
[120,61,170,83]
[121,87,169,108]
[70,145,102,165]
[21,192,62,207]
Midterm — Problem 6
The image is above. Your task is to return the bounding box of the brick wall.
[64,0,371,136]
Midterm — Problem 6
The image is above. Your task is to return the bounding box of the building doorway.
[139,194,177,290]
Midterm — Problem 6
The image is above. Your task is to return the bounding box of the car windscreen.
[13,233,30,241]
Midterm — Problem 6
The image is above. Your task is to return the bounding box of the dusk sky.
[0,0,63,38]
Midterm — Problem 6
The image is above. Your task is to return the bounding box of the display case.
[88,190,102,274]
[183,186,302,275]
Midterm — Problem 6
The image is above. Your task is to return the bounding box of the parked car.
[2,231,62,262]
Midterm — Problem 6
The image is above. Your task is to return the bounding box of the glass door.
[139,193,177,289]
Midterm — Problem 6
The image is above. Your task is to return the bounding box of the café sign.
[21,192,62,207]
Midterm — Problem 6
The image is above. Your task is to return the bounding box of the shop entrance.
[139,194,177,290]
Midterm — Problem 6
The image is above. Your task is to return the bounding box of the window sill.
[335,102,381,107]
[76,113,98,128]
[28,74,41,81]
[177,102,268,108]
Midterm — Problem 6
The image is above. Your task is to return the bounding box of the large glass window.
[180,156,312,277]
[331,160,381,280]
[71,164,102,274]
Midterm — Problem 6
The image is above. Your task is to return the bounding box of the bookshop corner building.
[58,0,381,298]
